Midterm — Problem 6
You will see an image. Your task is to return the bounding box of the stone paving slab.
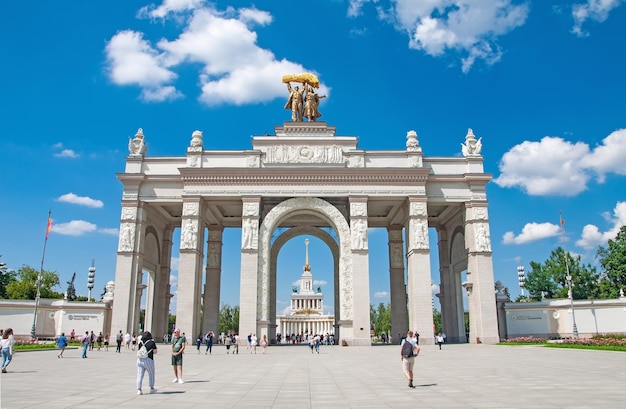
[1,342,625,408]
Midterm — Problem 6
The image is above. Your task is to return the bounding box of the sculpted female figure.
[303,85,326,121]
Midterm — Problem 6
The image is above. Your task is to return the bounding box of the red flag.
[46,214,52,239]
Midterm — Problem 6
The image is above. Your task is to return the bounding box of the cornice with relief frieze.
[181,173,429,186]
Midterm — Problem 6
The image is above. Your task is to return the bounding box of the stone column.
[157,226,174,339]
[111,203,145,335]
[239,197,261,339]
[405,198,435,345]
[203,226,223,334]
[437,227,464,343]
[176,198,205,339]
[388,225,408,342]
[464,203,499,344]
[349,197,371,346]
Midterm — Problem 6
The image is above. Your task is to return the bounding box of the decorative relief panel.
[121,207,137,221]
[390,243,404,268]
[181,219,198,249]
[474,207,488,220]
[346,155,364,168]
[265,145,343,164]
[474,223,491,252]
[241,218,258,250]
[350,202,366,217]
[246,156,260,168]
[118,223,136,252]
[409,202,427,217]
[187,155,200,168]
[411,219,429,250]
[243,202,259,217]
[351,218,368,250]
[183,202,199,217]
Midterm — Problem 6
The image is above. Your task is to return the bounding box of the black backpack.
[401,340,414,358]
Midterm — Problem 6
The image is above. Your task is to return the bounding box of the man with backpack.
[400,330,420,388]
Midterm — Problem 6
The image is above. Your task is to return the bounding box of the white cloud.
[99,228,119,235]
[54,149,79,158]
[502,222,561,245]
[138,0,206,19]
[51,220,98,236]
[580,129,626,181]
[431,283,440,294]
[371,0,530,72]
[572,0,625,37]
[105,30,180,102]
[106,5,325,106]
[494,130,626,196]
[57,193,104,208]
[374,291,388,298]
[576,201,626,249]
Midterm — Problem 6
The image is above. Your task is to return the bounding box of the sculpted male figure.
[285,83,304,121]
[303,85,326,121]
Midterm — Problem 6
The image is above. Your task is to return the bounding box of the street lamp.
[565,262,579,338]
[517,263,526,297]
[87,260,95,301]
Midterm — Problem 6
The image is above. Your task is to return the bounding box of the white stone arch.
[269,226,340,337]
[447,226,467,342]
[258,198,351,323]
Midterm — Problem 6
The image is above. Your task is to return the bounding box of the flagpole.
[30,210,52,339]
[560,211,578,339]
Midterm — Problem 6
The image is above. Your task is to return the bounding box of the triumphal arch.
[111,77,499,345]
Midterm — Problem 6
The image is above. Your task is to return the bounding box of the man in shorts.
[400,330,420,388]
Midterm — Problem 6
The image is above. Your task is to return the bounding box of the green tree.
[596,225,626,297]
[433,308,442,334]
[0,257,17,298]
[5,265,63,299]
[524,248,599,301]
[219,303,239,335]
[369,302,391,336]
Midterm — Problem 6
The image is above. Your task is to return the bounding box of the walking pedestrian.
[116,330,123,353]
[400,330,419,388]
[81,331,90,358]
[1,328,16,373]
[205,331,213,355]
[56,332,68,358]
[260,334,268,354]
[436,332,444,350]
[195,333,202,354]
[136,331,158,395]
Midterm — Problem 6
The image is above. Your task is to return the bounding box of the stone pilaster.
[464,203,499,344]
[203,226,223,334]
[239,197,261,338]
[388,225,408,342]
[405,197,435,345]
[349,197,371,345]
[176,198,205,338]
[111,203,146,335]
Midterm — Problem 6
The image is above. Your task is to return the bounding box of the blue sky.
[1,0,625,315]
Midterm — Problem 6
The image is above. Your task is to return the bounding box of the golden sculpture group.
[282,73,326,122]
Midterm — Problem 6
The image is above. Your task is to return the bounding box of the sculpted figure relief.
[461,128,482,157]
[303,85,326,121]
[285,83,304,121]
[128,128,147,156]
[283,73,325,122]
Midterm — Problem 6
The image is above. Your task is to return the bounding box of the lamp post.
[87,260,95,302]
[517,263,526,297]
[565,260,579,338]
[560,211,578,338]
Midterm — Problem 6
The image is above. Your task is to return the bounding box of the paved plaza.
[1,342,624,408]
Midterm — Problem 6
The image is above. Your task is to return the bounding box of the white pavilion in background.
[276,239,335,340]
